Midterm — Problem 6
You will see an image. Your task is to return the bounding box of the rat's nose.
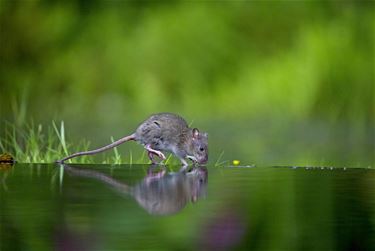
[199,157,208,164]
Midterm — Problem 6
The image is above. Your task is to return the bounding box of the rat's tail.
[56,133,136,163]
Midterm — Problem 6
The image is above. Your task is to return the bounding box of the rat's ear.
[203,132,208,138]
[192,128,200,139]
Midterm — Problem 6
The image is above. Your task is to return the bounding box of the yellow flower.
[232,160,240,166]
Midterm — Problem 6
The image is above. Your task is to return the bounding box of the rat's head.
[188,128,208,164]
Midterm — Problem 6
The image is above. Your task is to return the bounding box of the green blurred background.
[0,0,374,166]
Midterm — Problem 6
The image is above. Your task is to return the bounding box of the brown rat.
[57,113,208,165]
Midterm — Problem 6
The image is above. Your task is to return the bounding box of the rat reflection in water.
[62,164,208,216]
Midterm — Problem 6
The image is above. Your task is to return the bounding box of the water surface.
[1,164,375,250]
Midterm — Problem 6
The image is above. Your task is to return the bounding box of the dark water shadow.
[61,164,208,216]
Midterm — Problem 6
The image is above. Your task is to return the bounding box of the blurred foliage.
[0,0,374,165]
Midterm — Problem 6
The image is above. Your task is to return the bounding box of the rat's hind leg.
[148,151,158,164]
[145,144,166,160]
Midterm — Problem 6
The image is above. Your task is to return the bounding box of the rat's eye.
[199,147,205,152]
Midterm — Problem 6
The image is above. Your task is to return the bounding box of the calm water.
[1,164,375,251]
